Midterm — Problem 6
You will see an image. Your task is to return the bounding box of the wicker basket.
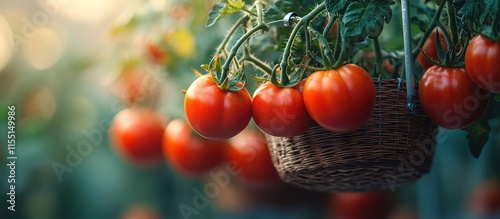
[265,79,437,192]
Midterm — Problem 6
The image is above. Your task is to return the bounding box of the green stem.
[240,47,273,75]
[215,16,249,56]
[332,41,348,69]
[411,0,446,61]
[332,16,342,60]
[280,2,326,75]
[221,1,268,80]
[323,14,337,37]
[446,0,458,46]
[373,38,385,77]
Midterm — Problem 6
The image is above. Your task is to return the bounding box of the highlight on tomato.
[465,34,500,93]
[226,129,280,189]
[419,66,490,129]
[252,81,312,137]
[163,119,226,178]
[109,108,166,167]
[184,74,252,140]
[303,64,376,132]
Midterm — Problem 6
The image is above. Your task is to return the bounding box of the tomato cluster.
[184,64,376,139]
[418,31,499,129]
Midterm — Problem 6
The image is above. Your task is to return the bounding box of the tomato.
[184,74,252,140]
[163,119,226,178]
[468,179,500,216]
[145,41,168,64]
[113,70,162,106]
[417,27,449,71]
[109,108,166,167]
[465,34,500,93]
[303,64,376,132]
[419,66,490,129]
[329,192,394,219]
[252,81,312,137]
[226,129,280,188]
[122,205,161,219]
[360,52,398,75]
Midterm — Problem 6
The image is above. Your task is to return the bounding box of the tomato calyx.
[200,54,247,91]
[420,25,465,68]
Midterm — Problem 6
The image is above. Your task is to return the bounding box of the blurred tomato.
[468,179,500,216]
[109,108,166,167]
[329,192,394,219]
[113,69,163,107]
[121,205,162,219]
[145,41,168,64]
[226,129,280,188]
[163,119,226,178]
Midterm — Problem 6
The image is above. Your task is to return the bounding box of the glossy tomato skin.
[226,129,280,188]
[329,192,394,219]
[417,27,455,71]
[419,66,490,129]
[252,81,312,137]
[163,119,226,178]
[184,74,252,140]
[465,34,500,93]
[303,64,376,132]
[109,108,166,167]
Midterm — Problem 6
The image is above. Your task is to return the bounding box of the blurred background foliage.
[0,0,499,219]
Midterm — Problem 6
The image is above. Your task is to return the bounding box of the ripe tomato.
[303,64,376,132]
[419,66,490,129]
[226,129,280,188]
[113,70,162,107]
[145,41,168,64]
[417,27,449,71]
[184,74,252,140]
[252,81,312,137]
[109,108,166,167]
[163,119,226,178]
[465,34,500,93]
[329,192,394,219]
[468,179,500,216]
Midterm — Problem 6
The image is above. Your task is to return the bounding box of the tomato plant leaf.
[342,0,394,42]
[465,119,490,158]
[325,0,350,15]
[206,0,245,27]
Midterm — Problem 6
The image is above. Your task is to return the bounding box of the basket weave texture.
[266,79,437,192]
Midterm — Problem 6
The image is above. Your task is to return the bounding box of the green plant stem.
[332,41,348,69]
[446,0,458,46]
[215,16,249,56]
[411,0,446,61]
[221,0,268,81]
[332,16,342,60]
[373,38,385,77]
[280,2,326,75]
[240,47,273,75]
[323,14,337,37]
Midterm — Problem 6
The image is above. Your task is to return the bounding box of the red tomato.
[468,179,500,216]
[252,81,312,137]
[465,34,500,93]
[226,129,280,188]
[329,192,394,219]
[145,41,168,64]
[184,74,252,140]
[109,108,166,167]
[303,64,376,132]
[417,27,450,71]
[163,119,226,178]
[114,70,162,107]
[419,66,490,129]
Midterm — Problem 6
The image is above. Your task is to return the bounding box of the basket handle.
[401,0,416,114]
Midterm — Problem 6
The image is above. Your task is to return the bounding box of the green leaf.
[465,119,491,158]
[342,0,394,42]
[206,0,245,27]
[325,0,350,15]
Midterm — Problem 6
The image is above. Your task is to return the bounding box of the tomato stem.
[240,46,273,75]
[221,0,268,82]
[446,0,458,47]
[372,38,387,78]
[215,16,249,56]
[280,2,326,76]
[323,14,337,38]
[411,0,446,62]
